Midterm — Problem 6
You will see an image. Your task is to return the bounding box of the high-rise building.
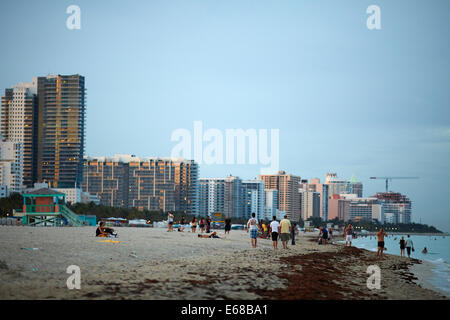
[325,173,363,197]
[330,194,382,222]
[223,176,244,219]
[242,180,265,221]
[373,192,412,224]
[1,80,38,187]
[0,139,23,193]
[264,189,278,220]
[36,75,86,188]
[82,155,198,214]
[259,171,301,221]
[199,178,226,217]
[299,189,320,220]
[305,178,329,221]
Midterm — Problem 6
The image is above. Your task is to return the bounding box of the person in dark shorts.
[376,228,387,259]
[405,235,414,258]
[199,218,205,233]
[206,216,211,233]
[291,223,297,245]
[224,216,231,234]
[399,236,406,257]
[319,226,328,244]
[269,216,280,251]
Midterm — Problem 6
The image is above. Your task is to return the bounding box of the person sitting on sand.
[177,225,185,232]
[96,221,117,237]
[198,231,220,238]
[422,247,428,254]
[376,228,387,259]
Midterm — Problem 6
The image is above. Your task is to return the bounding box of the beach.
[0,226,447,300]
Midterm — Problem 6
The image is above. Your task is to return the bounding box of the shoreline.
[0,226,447,300]
[409,259,449,298]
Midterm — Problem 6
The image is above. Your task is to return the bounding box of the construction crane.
[369,177,419,193]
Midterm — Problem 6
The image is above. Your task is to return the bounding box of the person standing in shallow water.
[399,236,406,257]
[405,234,414,258]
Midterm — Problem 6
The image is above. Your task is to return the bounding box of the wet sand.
[0,226,447,300]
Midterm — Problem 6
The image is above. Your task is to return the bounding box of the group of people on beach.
[247,213,298,250]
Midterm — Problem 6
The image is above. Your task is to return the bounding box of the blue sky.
[1,0,449,231]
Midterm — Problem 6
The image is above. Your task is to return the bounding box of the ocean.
[338,234,450,296]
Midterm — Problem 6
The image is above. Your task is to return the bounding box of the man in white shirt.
[405,234,414,258]
[269,216,280,250]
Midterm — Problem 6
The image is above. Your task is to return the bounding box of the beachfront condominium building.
[199,177,263,219]
[242,180,265,221]
[373,192,412,224]
[36,75,86,188]
[299,189,320,220]
[325,173,363,197]
[333,195,382,222]
[82,155,199,214]
[309,178,329,221]
[199,178,226,217]
[1,80,38,187]
[0,139,23,193]
[223,176,245,219]
[259,171,301,221]
[264,189,278,220]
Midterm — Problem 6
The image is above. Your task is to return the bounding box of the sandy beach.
[0,225,447,300]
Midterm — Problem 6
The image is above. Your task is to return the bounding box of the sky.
[0,0,449,231]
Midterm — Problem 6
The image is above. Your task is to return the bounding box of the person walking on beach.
[206,216,211,233]
[269,216,280,250]
[291,223,298,245]
[399,236,406,257]
[280,215,291,250]
[405,235,414,258]
[376,228,387,259]
[224,216,231,234]
[247,212,260,248]
[344,224,354,247]
[199,218,205,233]
[167,212,174,232]
[191,217,197,233]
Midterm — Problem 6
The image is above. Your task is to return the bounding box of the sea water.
[339,234,450,296]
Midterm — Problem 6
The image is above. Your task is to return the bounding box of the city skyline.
[0,0,449,231]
